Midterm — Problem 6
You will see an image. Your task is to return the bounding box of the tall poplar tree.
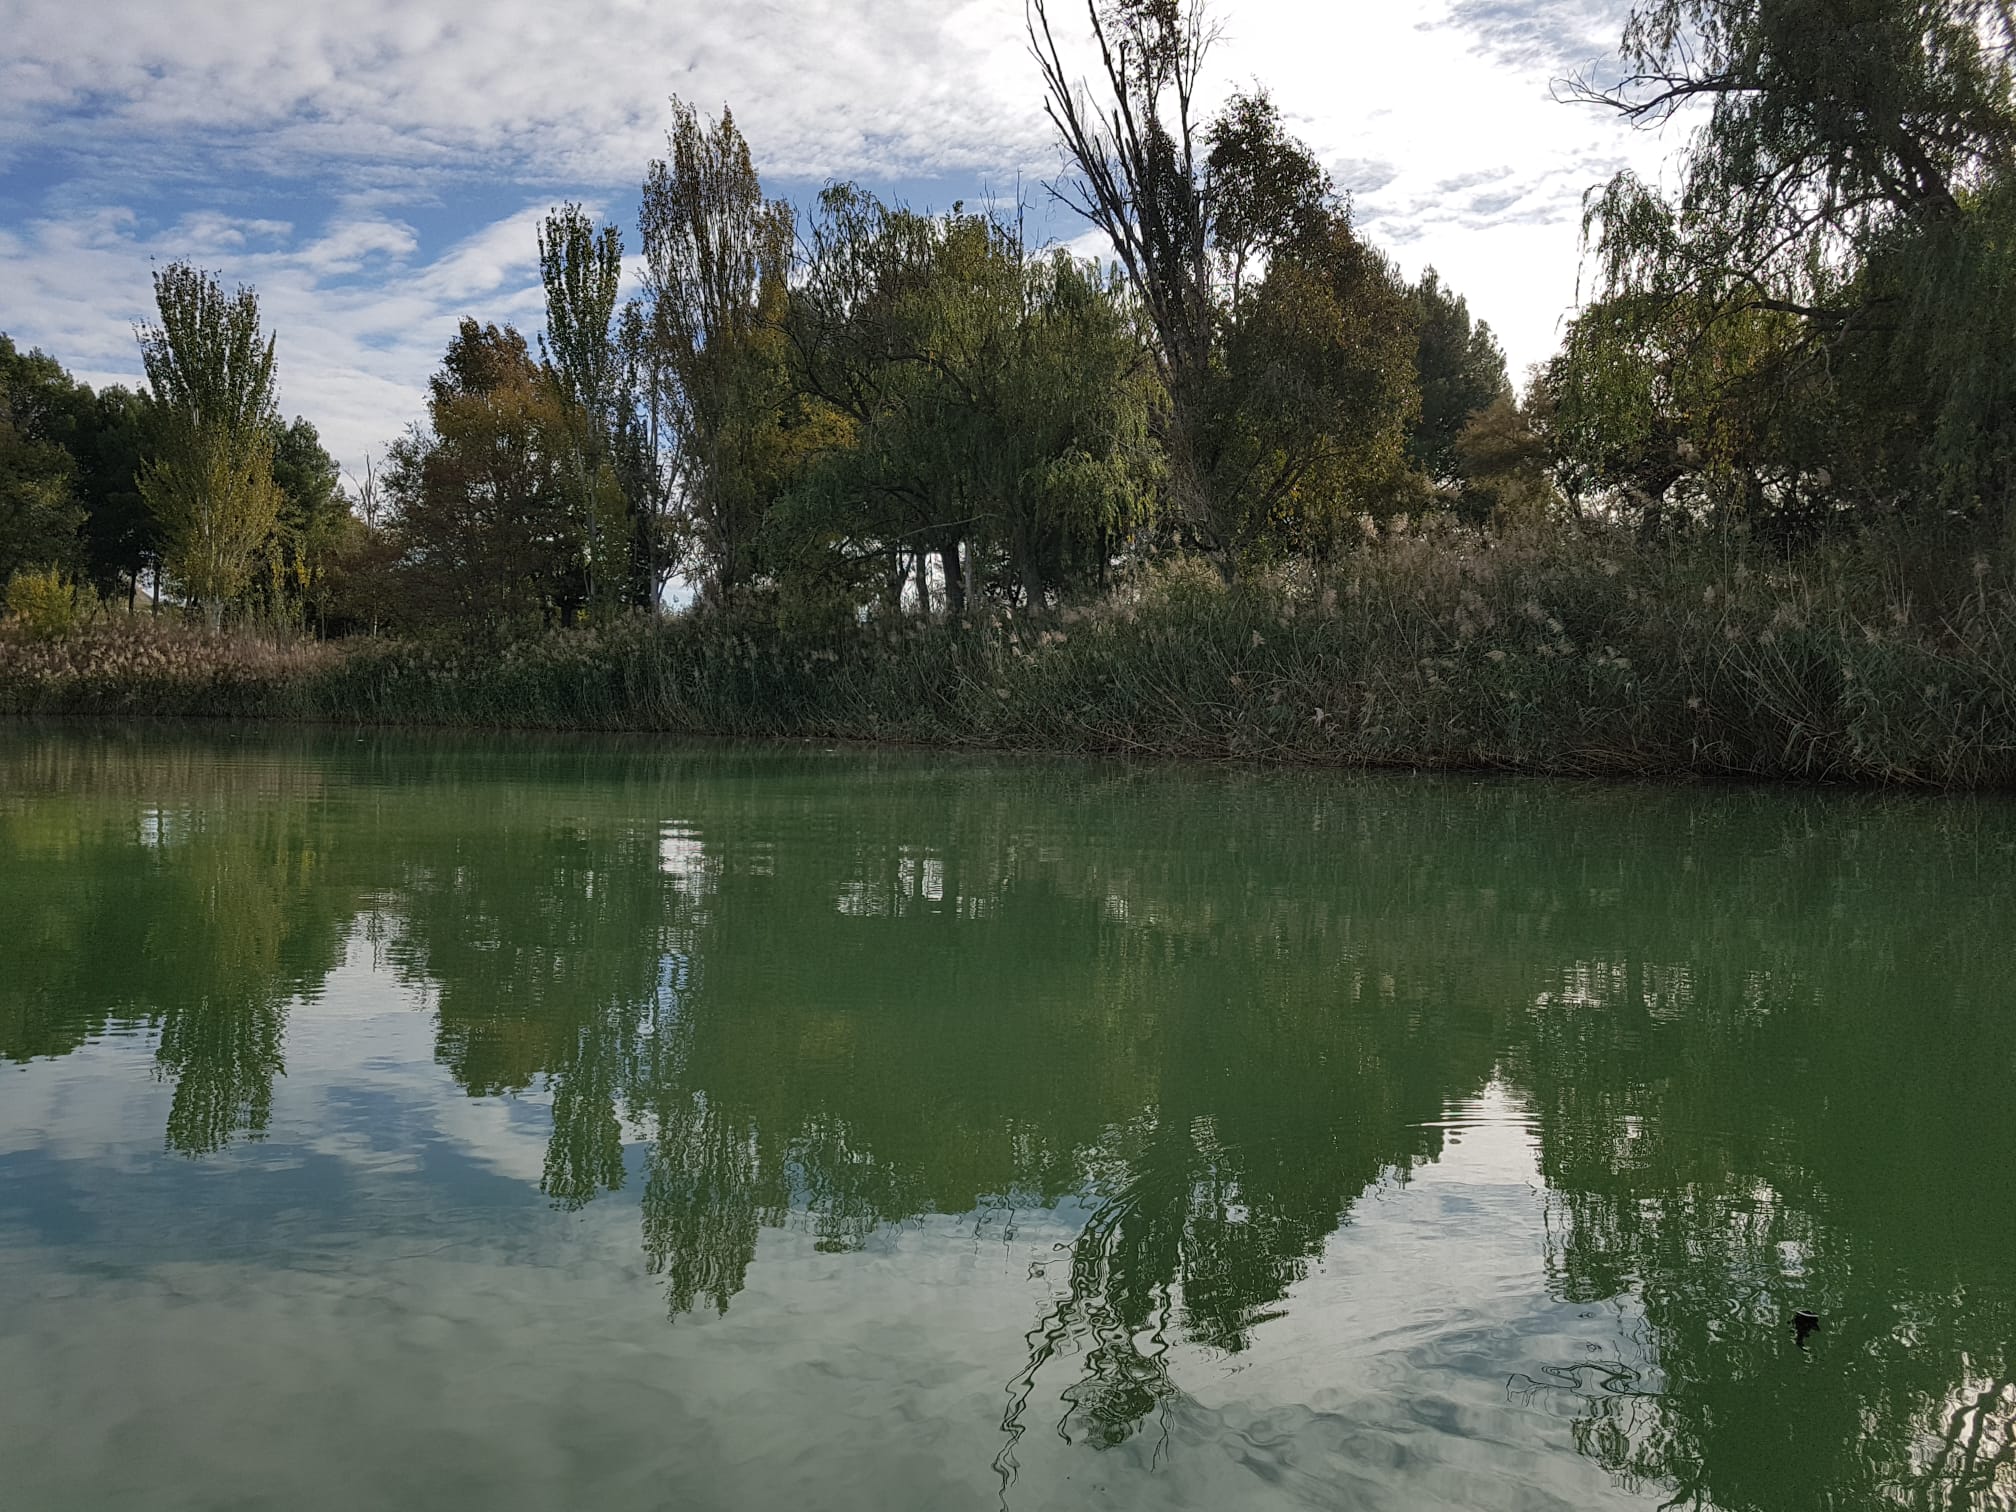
[538,203,631,610]
[638,100,794,607]
[136,263,282,627]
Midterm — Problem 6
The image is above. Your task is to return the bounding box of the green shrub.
[5,567,90,641]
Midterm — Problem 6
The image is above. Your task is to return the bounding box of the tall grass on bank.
[6,521,2015,787]
[0,622,338,719]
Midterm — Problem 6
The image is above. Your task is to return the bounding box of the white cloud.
[0,0,1042,188]
[168,211,295,253]
[297,218,419,275]
[1193,1,1659,379]
[0,202,559,475]
[407,206,555,305]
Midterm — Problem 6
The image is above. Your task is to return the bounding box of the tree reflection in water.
[4,726,2013,1510]
[1,732,349,1155]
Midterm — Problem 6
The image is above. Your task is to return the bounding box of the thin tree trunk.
[885,550,909,617]
[940,542,965,616]
[1013,518,1045,613]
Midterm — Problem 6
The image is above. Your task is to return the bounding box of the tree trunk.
[1022,556,1045,616]
[884,550,909,617]
[940,543,965,616]
[914,549,932,619]
[1011,517,1046,614]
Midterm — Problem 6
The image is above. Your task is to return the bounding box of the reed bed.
[7,522,2015,788]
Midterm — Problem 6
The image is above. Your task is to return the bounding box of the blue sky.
[0,0,1663,480]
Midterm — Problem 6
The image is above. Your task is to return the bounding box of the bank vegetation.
[6,0,2016,786]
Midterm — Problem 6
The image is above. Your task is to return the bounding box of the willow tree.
[1560,0,2016,531]
[974,249,1158,608]
[638,100,794,607]
[136,263,283,627]
[778,186,969,615]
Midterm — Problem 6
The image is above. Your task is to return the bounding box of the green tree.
[539,203,649,611]
[249,416,348,630]
[1209,207,1421,561]
[1408,269,1511,484]
[0,335,86,590]
[1201,90,1425,558]
[383,320,597,631]
[1031,14,1420,573]
[977,249,1157,607]
[0,340,159,607]
[1567,0,2015,288]
[773,184,934,617]
[72,385,157,606]
[638,100,795,607]
[783,192,1156,616]
[136,263,284,627]
[1542,292,1817,529]
[1452,392,1558,522]
[1204,89,1333,304]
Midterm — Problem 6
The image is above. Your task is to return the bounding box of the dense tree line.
[5,0,2014,640]
[347,67,1512,634]
[333,66,1526,632]
[1,309,349,631]
[1,335,152,605]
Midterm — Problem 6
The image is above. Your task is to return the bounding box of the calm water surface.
[3,725,2013,1511]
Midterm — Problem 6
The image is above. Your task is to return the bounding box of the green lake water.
[2,724,2013,1511]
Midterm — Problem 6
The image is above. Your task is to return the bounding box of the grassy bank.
[6,522,2015,787]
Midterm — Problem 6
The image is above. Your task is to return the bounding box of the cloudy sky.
[0,0,1667,478]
